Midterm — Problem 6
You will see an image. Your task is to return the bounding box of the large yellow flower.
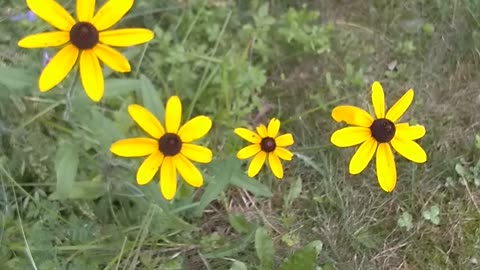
[110,96,213,200]
[235,118,294,179]
[17,0,154,102]
[330,81,427,192]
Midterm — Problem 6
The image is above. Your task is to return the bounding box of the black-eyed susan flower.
[330,81,427,192]
[17,0,154,102]
[235,118,294,179]
[110,96,213,200]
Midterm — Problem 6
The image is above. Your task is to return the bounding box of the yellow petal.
[371,81,385,118]
[332,105,374,127]
[38,44,78,92]
[165,96,182,133]
[386,89,414,123]
[76,0,95,22]
[18,31,70,48]
[91,0,133,31]
[27,0,75,31]
[275,133,294,147]
[349,137,377,174]
[390,137,427,163]
[180,144,213,163]
[268,153,284,179]
[256,124,268,138]
[128,104,165,139]
[178,116,212,143]
[110,138,158,157]
[174,154,203,188]
[237,144,261,160]
[247,151,267,178]
[274,147,293,161]
[234,128,261,144]
[394,123,426,140]
[160,157,177,200]
[79,50,104,102]
[376,143,397,192]
[93,44,131,72]
[330,127,371,147]
[136,151,164,185]
[99,28,155,47]
[267,118,280,138]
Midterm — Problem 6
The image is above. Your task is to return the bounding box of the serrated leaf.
[278,245,317,270]
[230,261,248,270]
[54,142,79,198]
[255,227,274,270]
[228,213,254,234]
[139,74,164,119]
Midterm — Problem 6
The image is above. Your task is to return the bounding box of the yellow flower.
[17,0,154,102]
[330,81,427,192]
[110,96,213,200]
[235,118,294,179]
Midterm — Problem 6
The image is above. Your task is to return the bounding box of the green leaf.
[50,179,107,200]
[195,158,272,216]
[285,176,302,208]
[397,212,413,231]
[54,142,79,199]
[194,158,235,216]
[204,229,256,259]
[230,261,248,270]
[230,173,272,197]
[422,205,440,225]
[104,78,141,97]
[0,66,36,92]
[278,245,317,270]
[139,74,164,119]
[228,213,254,234]
[255,227,274,270]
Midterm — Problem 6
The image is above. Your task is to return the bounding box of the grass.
[1,0,480,269]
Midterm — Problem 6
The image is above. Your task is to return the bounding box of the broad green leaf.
[285,176,302,208]
[50,179,107,200]
[194,159,234,216]
[230,260,248,270]
[230,174,272,198]
[255,227,274,270]
[87,107,122,151]
[228,213,254,234]
[75,79,140,98]
[139,74,164,119]
[104,78,141,97]
[0,66,36,92]
[54,142,79,199]
[305,240,323,255]
[278,245,317,270]
[204,229,256,259]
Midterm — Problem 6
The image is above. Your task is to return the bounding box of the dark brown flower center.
[70,22,99,49]
[260,137,276,152]
[159,133,182,156]
[370,118,396,143]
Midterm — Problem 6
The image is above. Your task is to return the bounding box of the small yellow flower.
[18,0,154,102]
[235,118,294,179]
[330,81,427,192]
[110,96,213,201]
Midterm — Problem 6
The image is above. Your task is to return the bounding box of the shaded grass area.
[1,0,480,269]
